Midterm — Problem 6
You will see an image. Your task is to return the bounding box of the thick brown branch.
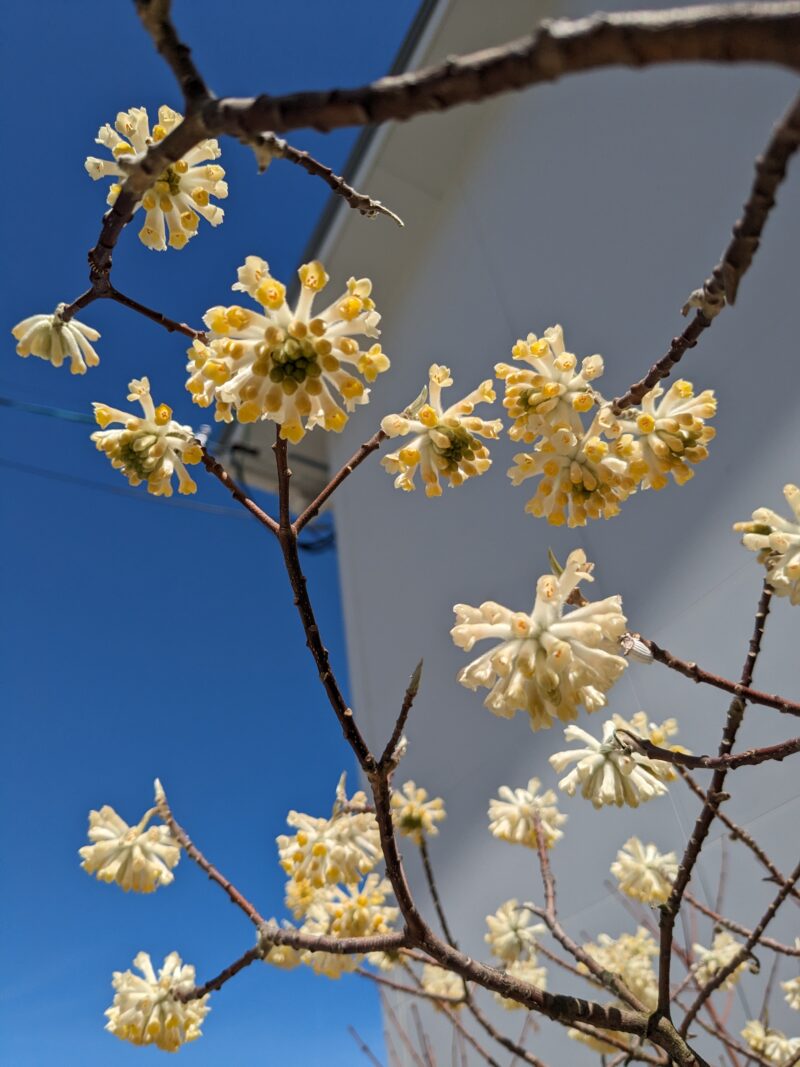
[134,0,210,104]
[154,783,266,926]
[680,856,800,1034]
[258,921,406,957]
[615,728,800,770]
[218,5,800,136]
[294,429,387,534]
[612,88,800,410]
[201,448,280,534]
[628,630,798,717]
[684,891,800,956]
[656,583,772,1018]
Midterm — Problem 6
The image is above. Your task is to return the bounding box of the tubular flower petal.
[421,965,467,1008]
[187,257,387,440]
[390,781,446,845]
[452,549,627,730]
[91,377,201,497]
[488,778,567,850]
[610,837,677,904]
[496,325,604,443]
[485,899,545,963]
[692,931,752,990]
[616,379,717,491]
[79,804,179,892]
[298,875,398,979]
[550,721,670,809]
[579,927,658,1009]
[741,1021,800,1065]
[493,959,548,1010]
[85,105,226,250]
[277,773,381,910]
[12,306,100,374]
[734,484,800,604]
[381,364,502,496]
[105,952,209,1051]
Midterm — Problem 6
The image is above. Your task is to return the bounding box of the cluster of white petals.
[299,875,398,979]
[105,951,209,1052]
[91,377,202,496]
[260,921,302,971]
[85,105,226,250]
[12,307,100,374]
[488,778,567,850]
[187,257,388,442]
[493,959,548,1010]
[498,326,716,526]
[80,803,179,892]
[580,927,658,1009]
[568,1021,629,1055]
[485,899,545,962]
[452,549,627,730]
[381,364,502,495]
[783,965,800,1011]
[550,720,673,809]
[421,964,467,1007]
[692,931,750,990]
[610,837,677,904]
[277,774,381,903]
[741,1021,800,1066]
[734,484,800,604]
[390,780,446,844]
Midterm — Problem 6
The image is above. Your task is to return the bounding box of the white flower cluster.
[485,899,545,963]
[91,377,202,496]
[271,775,398,979]
[12,307,100,374]
[390,780,446,845]
[499,327,716,526]
[580,927,659,1009]
[549,716,680,809]
[187,257,388,442]
[488,778,567,850]
[79,802,179,893]
[610,837,677,904]
[85,105,227,250]
[381,364,502,495]
[783,962,800,1011]
[735,484,800,604]
[692,930,751,990]
[421,964,467,1008]
[452,549,627,731]
[741,1021,800,1066]
[105,951,209,1052]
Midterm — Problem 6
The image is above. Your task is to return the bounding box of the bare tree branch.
[134,0,210,104]
[684,891,800,956]
[201,448,280,535]
[615,728,800,770]
[612,89,800,410]
[294,428,387,534]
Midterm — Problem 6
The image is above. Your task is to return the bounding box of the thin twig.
[356,967,465,1007]
[349,1025,386,1067]
[381,990,429,1067]
[177,945,262,1001]
[628,632,799,718]
[418,839,458,948]
[613,89,800,409]
[615,728,800,770]
[60,282,205,340]
[380,660,424,769]
[154,782,266,926]
[201,448,280,534]
[680,856,800,1034]
[294,429,387,534]
[684,892,800,956]
[657,583,772,1018]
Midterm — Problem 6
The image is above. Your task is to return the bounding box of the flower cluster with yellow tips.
[452,549,627,730]
[12,307,101,374]
[488,778,567,849]
[499,326,716,526]
[485,899,545,963]
[85,105,227,250]
[735,484,800,604]
[79,803,180,893]
[610,837,678,904]
[186,256,388,442]
[380,364,502,496]
[784,966,800,1012]
[105,951,210,1052]
[741,1022,800,1066]
[91,378,202,496]
[390,780,446,844]
[692,931,751,990]
[421,964,467,1007]
[611,710,687,783]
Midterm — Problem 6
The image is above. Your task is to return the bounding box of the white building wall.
[320,1,800,1060]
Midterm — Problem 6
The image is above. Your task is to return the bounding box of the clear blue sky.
[1,2,419,1063]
